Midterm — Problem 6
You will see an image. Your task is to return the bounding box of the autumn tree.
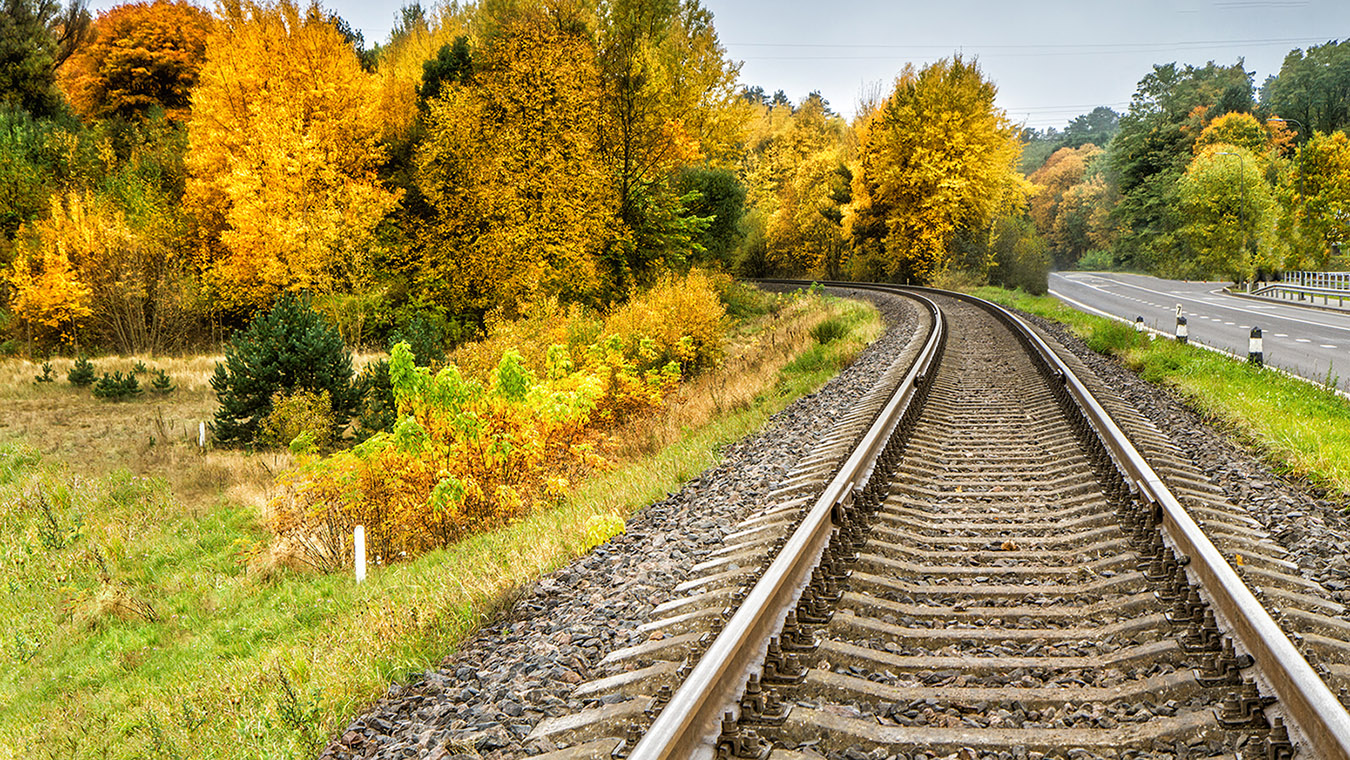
[372,2,468,145]
[1178,145,1278,281]
[850,56,1026,283]
[1028,144,1104,268]
[185,0,399,315]
[1195,111,1270,155]
[1289,131,1350,268]
[57,0,213,123]
[594,0,744,294]
[4,205,92,349]
[736,92,851,276]
[413,6,615,317]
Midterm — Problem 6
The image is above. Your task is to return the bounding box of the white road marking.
[1296,338,1312,343]
[1051,274,1350,333]
[1322,345,1337,349]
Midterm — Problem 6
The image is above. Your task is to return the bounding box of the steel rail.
[626,288,946,760]
[919,284,1350,760]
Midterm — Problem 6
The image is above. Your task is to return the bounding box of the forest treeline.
[3,0,1350,357]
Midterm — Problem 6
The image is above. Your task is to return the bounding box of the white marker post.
[1249,326,1263,367]
[1135,316,1145,332]
[354,525,366,583]
[198,421,206,449]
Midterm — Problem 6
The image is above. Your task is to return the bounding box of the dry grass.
[606,294,875,458]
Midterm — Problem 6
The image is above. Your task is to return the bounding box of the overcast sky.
[87,0,1350,131]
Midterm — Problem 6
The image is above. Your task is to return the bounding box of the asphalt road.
[1049,271,1350,392]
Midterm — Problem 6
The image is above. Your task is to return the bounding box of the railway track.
[525,284,1350,760]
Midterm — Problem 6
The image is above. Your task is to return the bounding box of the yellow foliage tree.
[850,57,1026,283]
[414,8,615,316]
[371,3,469,144]
[5,195,96,348]
[1195,112,1271,155]
[1027,144,1111,267]
[185,0,399,313]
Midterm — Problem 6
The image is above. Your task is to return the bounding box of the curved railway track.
[525,283,1350,760]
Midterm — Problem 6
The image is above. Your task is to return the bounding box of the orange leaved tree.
[58,0,214,123]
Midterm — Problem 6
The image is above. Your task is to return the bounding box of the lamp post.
[1216,151,1249,285]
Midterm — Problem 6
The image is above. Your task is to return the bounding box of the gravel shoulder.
[319,291,923,760]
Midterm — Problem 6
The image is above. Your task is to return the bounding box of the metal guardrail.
[1253,283,1350,307]
[627,286,947,760]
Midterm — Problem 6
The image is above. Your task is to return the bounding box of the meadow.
[0,288,879,759]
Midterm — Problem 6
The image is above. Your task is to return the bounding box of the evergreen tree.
[211,293,358,445]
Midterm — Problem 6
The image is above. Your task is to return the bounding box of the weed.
[1322,361,1341,396]
[811,316,850,344]
[582,513,625,548]
[12,631,41,664]
[272,669,323,745]
[34,362,55,383]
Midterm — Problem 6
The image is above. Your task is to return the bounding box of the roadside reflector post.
[1135,316,1145,333]
[1249,326,1263,367]
[1176,315,1188,344]
[198,421,206,449]
[355,525,367,583]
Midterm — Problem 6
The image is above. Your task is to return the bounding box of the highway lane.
[1049,271,1350,392]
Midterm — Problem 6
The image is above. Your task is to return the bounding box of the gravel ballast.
[319,290,923,760]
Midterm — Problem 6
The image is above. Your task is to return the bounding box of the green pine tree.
[211,293,358,445]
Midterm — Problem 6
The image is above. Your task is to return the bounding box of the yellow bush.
[603,269,726,374]
[270,270,726,569]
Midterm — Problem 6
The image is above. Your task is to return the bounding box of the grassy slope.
[976,286,1350,496]
[0,292,880,760]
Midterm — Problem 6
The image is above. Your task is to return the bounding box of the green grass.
[975,285,1350,496]
[0,293,880,760]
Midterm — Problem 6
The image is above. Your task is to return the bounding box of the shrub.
[149,369,174,394]
[603,269,726,374]
[92,371,143,401]
[34,362,55,383]
[271,334,674,569]
[211,293,358,446]
[259,390,334,452]
[353,359,397,442]
[131,360,149,375]
[68,355,96,386]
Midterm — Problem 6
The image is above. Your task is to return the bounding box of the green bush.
[33,362,54,383]
[92,372,143,401]
[258,390,334,452]
[211,293,358,446]
[68,356,96,386]
[131,360,149,375]
[1084,319,1144,355]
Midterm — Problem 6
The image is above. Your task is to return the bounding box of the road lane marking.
[1051,274,1350,333]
